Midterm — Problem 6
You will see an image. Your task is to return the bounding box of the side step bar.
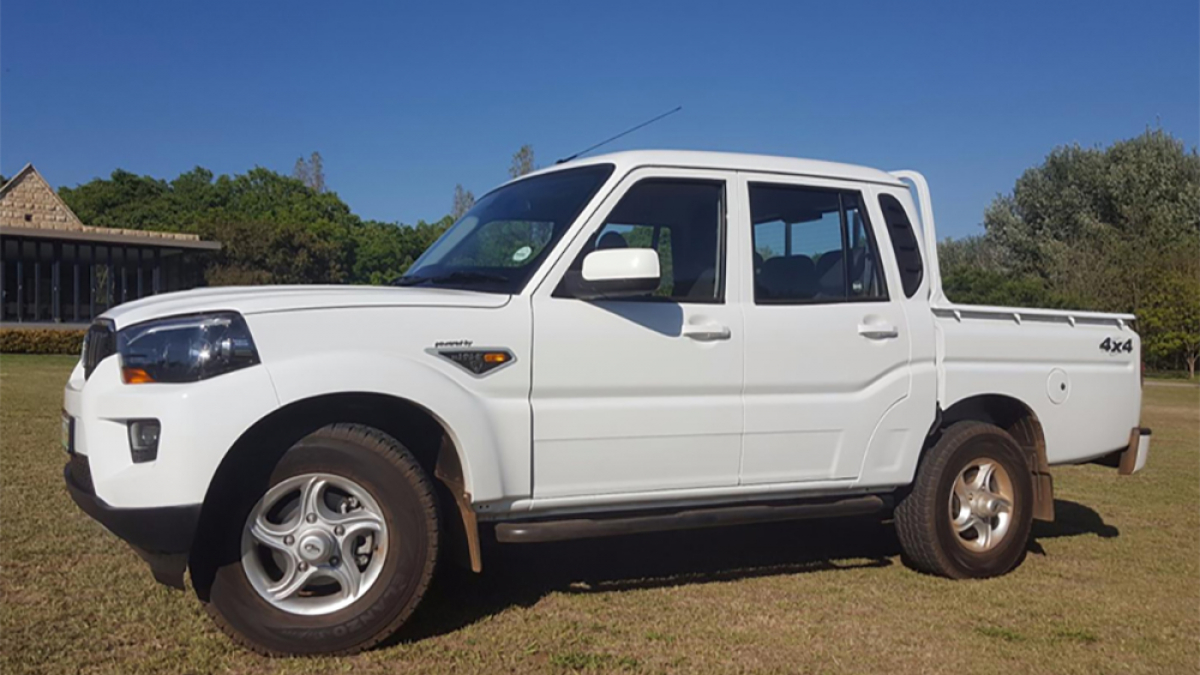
[494,494,890,544]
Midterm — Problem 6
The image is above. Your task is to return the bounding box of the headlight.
[117,312,260,384]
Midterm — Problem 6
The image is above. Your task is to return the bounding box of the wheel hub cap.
[948,458,1015,552]
[297,531,333,563]
[240,473,389,616]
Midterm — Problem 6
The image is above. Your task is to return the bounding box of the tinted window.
[842,193,886,299]
[750,184,887,303]
[558,180,724,303]
[878,194,924,298]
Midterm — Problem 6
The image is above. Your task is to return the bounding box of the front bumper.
[64,453,201,588]
[62,356,279,509]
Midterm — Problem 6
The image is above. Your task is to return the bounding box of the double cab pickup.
[62,151,1149,655]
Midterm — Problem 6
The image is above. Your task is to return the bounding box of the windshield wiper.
[391,270,511,287]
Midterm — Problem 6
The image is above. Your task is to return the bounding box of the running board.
[494,494,890,544]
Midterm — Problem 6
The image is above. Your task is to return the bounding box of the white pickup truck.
[63,151,1149,655]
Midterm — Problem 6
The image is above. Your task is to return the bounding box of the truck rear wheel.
[894,421,1033,579]
[201,424,439,656]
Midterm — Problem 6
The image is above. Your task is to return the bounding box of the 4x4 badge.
[1100,337,1133,354]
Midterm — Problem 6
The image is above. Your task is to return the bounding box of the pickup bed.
[62,150,1149,655]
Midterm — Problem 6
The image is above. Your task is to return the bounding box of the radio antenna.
[556,106,683,164]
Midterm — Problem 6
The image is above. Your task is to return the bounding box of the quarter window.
[558,179,725,303]
[750,184,887,303]
[878,194,924,298]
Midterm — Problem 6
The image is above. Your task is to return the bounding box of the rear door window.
[749,183,887,304]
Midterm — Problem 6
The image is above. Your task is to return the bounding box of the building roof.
[536,150,908,187]
[0,164,220,250]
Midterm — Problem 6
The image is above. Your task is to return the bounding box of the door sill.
[495,494,890,544]
[497,478,875,520]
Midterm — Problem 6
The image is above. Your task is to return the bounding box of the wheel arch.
[937,393,1054,521]
[190,391,483,597]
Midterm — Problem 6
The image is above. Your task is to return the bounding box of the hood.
[101,285,511,329]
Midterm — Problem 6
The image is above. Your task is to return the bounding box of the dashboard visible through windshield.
[396,164,615,293]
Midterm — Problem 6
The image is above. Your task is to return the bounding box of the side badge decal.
[428,347,516,376]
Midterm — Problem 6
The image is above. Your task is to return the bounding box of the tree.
[58,162,463,288]
[981,128,1199,314]
[59,169,176,231]
[1140,268,1200,378]
[941,128,1200,374]
[349,217,453,285]
[309,152,325,193]
[451,184,475,220]
[938,234,1005,276]
[292,157,310,190]
[202,216,349,285]
[57,162,461,288]
[292,151,326,192]
[61,165,359,285]
[509,144,536,179]
[940,267,1078,309]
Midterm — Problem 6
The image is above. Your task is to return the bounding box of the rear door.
[738,174,912,484]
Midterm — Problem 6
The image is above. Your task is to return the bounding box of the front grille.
[66,453,94,495]
[82,321,116,380]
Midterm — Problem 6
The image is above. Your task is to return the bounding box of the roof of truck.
[542,150,907,187]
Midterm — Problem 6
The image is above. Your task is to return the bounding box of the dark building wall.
[0,235,205,324]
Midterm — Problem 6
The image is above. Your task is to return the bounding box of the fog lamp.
[128,419,161,463]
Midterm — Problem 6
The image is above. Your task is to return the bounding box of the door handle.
[682,324,732,341]
[857,323,899,339]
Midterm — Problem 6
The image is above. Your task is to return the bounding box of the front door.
[738,175,912,484]
[529,169,744,499]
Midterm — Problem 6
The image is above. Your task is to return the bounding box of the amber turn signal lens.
[436,349,513,375]
[122,367,156,384]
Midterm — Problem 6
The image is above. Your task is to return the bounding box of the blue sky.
[3,2,1197,239]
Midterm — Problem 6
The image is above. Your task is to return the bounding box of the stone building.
[0,164,220,324]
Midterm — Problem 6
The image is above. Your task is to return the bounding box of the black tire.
[200,424,439,656]
[894,421,1033,579]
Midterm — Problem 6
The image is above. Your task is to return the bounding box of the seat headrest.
[596,231,628,250]
[759,255,816,300]
[815,250,844,294]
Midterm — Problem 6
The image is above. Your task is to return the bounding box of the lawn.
[2,354,1197,674]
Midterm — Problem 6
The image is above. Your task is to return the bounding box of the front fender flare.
[263,351,512,504]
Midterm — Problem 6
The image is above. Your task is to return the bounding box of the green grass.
[1145,370,1197,381]
[2,354,1197,674]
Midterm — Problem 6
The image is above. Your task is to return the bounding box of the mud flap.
[1029,446,1054,522]
[434,438,483,573]
[1031,471,1054,522]
[1119,428,1151,475]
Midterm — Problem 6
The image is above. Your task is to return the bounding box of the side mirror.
[575,248,661,299]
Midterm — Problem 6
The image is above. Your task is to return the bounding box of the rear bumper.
[1119,427,1151,475]
[1091,427,1152,474]
[64,456,201,588]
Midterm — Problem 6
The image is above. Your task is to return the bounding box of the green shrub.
[0,328,86,355]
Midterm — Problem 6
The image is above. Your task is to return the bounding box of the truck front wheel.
[201,424,439,656]
[894,421,1033,579]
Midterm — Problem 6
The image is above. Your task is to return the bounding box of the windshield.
[399,164,615,293]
